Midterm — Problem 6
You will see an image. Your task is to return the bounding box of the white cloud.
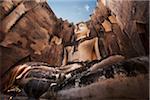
[85,4,90,12]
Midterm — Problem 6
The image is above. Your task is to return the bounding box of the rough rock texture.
[0,46,30,77]
[57,74,149,100]
[90,0,149,58]
[104,0,149,56]
[1,0,149,75]
[0,0,74,77]
[0,0,149,99]
[0,55,149,99]
[57,19,74,44]
[31,44,63,67]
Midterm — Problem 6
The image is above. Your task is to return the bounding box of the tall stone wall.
[89,0,149,58]
[0,0,74,77]
[106,0,149,55]
[0,0,148,79]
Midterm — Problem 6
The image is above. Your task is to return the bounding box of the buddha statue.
[62,22,101,65]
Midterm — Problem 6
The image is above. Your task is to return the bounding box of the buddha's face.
[74,23,90,36]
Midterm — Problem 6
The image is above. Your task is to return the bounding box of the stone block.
[102,20,112,32]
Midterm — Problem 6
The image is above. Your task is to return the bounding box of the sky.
[47,0,97,24]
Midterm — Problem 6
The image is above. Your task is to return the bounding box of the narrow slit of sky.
[48,0,97,24]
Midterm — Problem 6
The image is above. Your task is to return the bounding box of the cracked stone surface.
[0,0,149,99]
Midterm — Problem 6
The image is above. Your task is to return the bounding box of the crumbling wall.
[89,0,149,58]
[0,0,149,99]
[0,0,74,77]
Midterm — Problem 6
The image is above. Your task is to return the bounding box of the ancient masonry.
[0,0,148,77]
[0,0,149,99]
[0,0,74,76]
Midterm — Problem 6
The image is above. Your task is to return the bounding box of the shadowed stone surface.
[0,0,149,99]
